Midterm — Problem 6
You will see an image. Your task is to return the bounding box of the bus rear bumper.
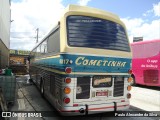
[58,101,130,116]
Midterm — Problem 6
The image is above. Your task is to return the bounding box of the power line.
[10,28,41,40]
[11,36,42,38]
[11,37,36,38]
[11,32,35,33]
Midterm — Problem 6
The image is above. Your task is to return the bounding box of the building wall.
[0,0,11,68]
[10,56,27,65]
[0,40,9,68]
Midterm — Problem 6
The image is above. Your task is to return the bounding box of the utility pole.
[36,28,39,43]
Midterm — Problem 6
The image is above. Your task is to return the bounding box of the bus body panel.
[30,53,131,115]
[131,39,160,86]
[32,54,131,73]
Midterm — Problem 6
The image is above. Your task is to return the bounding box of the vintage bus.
[29,5,132,115]
[131,39,160,86]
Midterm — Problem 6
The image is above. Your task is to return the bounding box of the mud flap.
[85,104,88,115]
[114,102,117,111]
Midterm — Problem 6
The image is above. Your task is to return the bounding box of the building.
[10,49,30,65]
[9,49,30,75]
[133,37,143,42]
[0,0,11,69]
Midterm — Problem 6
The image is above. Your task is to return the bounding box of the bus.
[29,5,132,115]
[131,39,160,86]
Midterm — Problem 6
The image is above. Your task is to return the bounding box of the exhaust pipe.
[79,108,85,113]
[79,104,88,115]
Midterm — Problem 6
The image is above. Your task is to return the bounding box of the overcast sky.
[10,0,160,50]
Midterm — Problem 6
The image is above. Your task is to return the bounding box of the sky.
[10,0,160,50]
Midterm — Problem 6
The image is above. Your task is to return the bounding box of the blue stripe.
[33,54,131,73]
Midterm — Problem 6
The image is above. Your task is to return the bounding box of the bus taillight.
[64,87,71,94]
[65,77,71,84]
[63,97,70,104]
[128,69,132,74]
[65,67,72,74]
[73,104,79,107]
[128,77,133,83]
[127,85,132,91]
[121,100,125,102]
[127,93,131,99]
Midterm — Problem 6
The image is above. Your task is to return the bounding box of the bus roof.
[65,4,120,20]
[131,39,160,46]
[131,39,160,59]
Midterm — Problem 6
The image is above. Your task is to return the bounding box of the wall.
[0,0,11,68]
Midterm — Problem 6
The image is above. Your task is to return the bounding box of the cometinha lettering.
[75,57,127,67]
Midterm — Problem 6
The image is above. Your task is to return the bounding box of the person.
[26,59,29,73]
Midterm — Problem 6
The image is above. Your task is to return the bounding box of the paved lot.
[130,85,160,113]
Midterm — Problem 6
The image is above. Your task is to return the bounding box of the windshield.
[67,15,130,52]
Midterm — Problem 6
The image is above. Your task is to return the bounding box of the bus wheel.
[40,80,44,97]
[29,78,34,85]
[131,75,136,86]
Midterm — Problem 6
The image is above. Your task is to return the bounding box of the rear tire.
[29,78,34,85]
[40,80,44,97]
[131,75,136,86]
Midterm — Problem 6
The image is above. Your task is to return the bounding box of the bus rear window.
[67,15,130,52]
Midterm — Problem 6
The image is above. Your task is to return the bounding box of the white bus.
[29,5,132,115]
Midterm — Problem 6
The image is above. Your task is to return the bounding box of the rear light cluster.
[127,74,132,99]
[63,77,71,104]
[127,93,131,99]
[63,87,71,104]
[127,77,133,83]
[65,67,72,74]
[64,77,71,84]
[64,87,71,94]
[128,69,132,74]
[63,97,70,104]
[127,85,132,91]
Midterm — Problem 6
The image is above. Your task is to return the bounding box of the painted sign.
[141,59,159,69]
[59,56,127,67]
[10,49,30,55]
[34,54,131,73]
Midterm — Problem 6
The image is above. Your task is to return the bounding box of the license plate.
[96,91,108,96]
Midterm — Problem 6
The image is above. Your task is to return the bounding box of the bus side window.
[41,40,47,54]
[47,28,60,53]
[35,45,40,57]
